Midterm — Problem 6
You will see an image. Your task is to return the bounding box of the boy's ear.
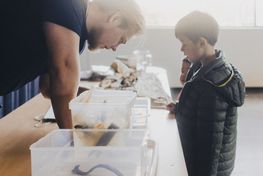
[199,37,208,47]
[107,11,122,26]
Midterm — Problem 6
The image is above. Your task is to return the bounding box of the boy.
[168,11,245,176]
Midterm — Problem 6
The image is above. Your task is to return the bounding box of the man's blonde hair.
[93,0,145,37]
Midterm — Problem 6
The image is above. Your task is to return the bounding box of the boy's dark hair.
[175,11,219,46]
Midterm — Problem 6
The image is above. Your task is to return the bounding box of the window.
[256,0,263,26]
[136,0,263,27]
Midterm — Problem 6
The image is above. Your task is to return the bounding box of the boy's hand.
[180,58,191,85]
[166,103,176,113]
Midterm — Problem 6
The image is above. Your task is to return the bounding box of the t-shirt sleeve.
[40,0,85,36]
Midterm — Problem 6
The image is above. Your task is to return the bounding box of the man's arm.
[43,22,80,129]
[39,74,50,98]
[39,73,88,99]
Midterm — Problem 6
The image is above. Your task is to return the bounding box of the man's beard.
[87,27,102,51]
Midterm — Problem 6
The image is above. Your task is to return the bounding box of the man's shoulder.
[40,0,86,36]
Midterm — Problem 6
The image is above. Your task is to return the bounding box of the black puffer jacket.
[176,51,245,176]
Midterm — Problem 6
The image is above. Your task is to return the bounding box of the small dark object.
[84,72,106,82]
[72,123,122,175]
[72,164,124,176]
[42,118,57,123]
[96,123,119,146]
[74,124,90,129]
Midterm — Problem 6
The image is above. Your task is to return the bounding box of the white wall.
[80,27,263,88]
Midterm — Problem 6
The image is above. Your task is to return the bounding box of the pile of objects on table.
[96,59,173,107]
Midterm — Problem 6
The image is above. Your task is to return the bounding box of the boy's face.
[177,35,204,62]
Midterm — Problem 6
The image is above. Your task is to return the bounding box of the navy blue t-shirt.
[0,0,88,95]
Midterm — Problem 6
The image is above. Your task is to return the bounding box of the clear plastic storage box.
[70,90,137,130]
[30,129,158,176]
[132,97,151,129]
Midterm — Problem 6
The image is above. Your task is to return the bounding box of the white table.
[0,66,187,176]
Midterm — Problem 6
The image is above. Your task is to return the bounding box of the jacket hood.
[199,51,246,107]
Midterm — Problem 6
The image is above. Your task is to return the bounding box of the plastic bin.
[132,97,151,129]
[69,90,137,130]
[30,129,158,176]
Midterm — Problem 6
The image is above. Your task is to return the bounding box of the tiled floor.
[171,88,263,176]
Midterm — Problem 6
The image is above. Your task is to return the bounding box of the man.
[0,0,145,128]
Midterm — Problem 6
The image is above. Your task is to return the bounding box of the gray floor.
[171,88,263,176]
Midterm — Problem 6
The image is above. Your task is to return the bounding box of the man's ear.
[107,11,122,26]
